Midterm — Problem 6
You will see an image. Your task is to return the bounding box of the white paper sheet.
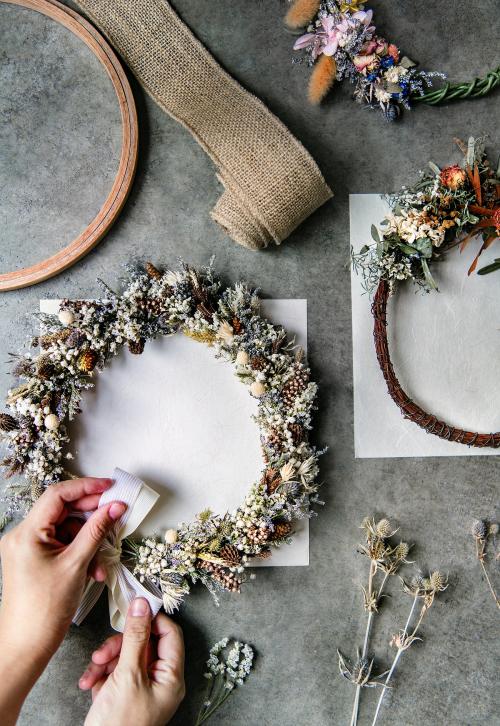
[350,194,500,458]
[40,298,309,565]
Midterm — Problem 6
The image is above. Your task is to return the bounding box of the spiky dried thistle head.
[471,519,488,540]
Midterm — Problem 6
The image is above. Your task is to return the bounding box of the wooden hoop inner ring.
[0,0,138,291]
[372,278,500,448]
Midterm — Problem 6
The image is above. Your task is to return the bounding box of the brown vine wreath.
[353,136,500,448]
[372,278,500,448]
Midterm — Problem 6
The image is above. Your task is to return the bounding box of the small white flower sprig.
[0,261,322,611]
[195,638,254,725]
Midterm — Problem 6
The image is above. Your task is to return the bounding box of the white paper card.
[40,298,309,565]
[350,193,500,458]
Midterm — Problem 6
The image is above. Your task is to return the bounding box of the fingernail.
[109,501,126,520]
[79,672,89,688]
[130,597,149,617]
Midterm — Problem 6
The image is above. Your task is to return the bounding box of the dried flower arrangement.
[0,262,322,612]
[285,0,499,119]
[470,519,499,610]
[353,137,500,448]
[338,517,447,726]
[196,638,254,725]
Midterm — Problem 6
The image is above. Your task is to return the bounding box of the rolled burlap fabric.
[75,0,333,250]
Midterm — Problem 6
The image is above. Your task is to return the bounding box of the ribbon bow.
[73,468,163,632]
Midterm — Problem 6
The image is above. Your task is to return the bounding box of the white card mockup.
[40,298,309,565]
[350,193,500,458]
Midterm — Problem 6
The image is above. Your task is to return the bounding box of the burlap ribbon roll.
[75,0,332,250]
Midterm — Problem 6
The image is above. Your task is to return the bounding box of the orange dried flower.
[440,165,467,190]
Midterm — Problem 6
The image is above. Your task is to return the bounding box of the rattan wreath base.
[372,279,500,448]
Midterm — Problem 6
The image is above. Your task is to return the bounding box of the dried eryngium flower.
[469,518,499,610]
[371,569,448,725]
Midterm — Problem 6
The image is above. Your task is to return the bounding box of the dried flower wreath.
[353,136,500,447]
[0,262,322,611]
[285,0,500,120]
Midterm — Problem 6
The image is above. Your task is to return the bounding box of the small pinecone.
[30,480,45,500]
[261,468,281,494]
[145,262,163,280]
[272,522,293,540]
[128,338,145,355]
[37,356,56,380]
[250,356,267,371]
[219,544,242,566]
[199,561,241,593]
[265,429,283,452]
[246,524,269,545]
[254,548,272,559]
[232,317,243,334]
[288,422,304,446]
[281,363,309,407]
[77,350,98,373]
[0,413,18,432]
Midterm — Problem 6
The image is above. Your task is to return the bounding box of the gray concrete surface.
[1,1,499,724]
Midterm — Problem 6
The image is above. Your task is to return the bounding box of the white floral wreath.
[0,262,322,610]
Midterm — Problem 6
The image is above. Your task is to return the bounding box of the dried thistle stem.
[371,595,419,726]
[474,531,500,609]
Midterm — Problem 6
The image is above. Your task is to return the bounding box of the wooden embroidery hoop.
[0,0,138,291]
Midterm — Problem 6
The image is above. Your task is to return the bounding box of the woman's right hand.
[80,598,185,726]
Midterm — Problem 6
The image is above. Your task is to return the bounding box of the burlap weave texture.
[76,0,333,249]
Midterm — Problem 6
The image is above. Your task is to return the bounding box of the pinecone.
[77,350,98,373]
[219,544,242,566]
[272,522,293,540]
[198,561,241,592]
[232,317,243,334]
[128,338,145,355]
[246,524,270,545]
[254,548,272,559]
[288,423,304,446]
[265,429,283,453]
[250,356,267,371]
[0,413,18,432]
[261,468,281,495]
[36,356,56,380]
[281,363,309,407]
[145,262,163,280]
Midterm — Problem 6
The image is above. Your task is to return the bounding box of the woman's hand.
[80,598,185,726]
[0,476,127,726]
[0,477,126,659]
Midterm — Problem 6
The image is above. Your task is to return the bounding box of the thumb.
[68,501,126,567]
[118,598,152,673]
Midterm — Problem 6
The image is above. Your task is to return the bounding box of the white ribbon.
[73,468,163,632]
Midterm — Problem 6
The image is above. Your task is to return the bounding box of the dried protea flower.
[440,164,467,190]
[12,359,33,378]
[471,519,488,540]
